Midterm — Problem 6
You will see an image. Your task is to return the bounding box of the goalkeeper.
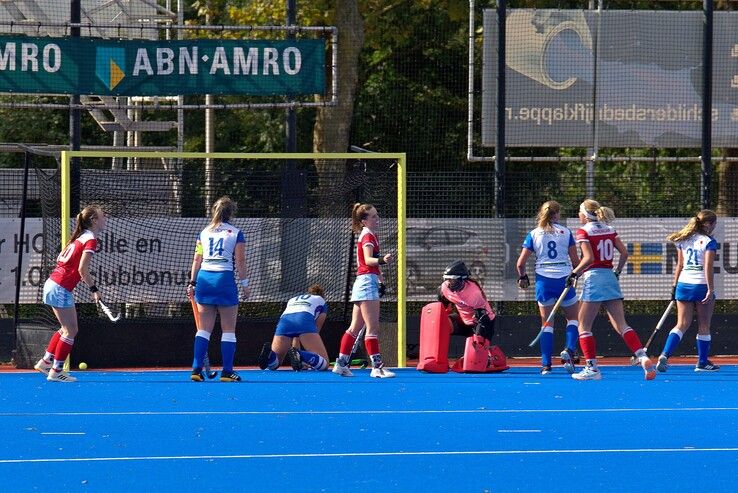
[437,260,496,340]
[258,284,330,371]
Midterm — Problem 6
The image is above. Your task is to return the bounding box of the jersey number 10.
[596,239,614,261]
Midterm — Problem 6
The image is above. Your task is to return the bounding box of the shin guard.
[417,302,452,373]
[451,335,509,373]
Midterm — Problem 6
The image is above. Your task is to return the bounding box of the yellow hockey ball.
[78,362,88,370]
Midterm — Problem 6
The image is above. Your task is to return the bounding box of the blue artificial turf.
[1,365,737,492]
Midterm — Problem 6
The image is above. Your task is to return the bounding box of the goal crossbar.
[60,150,408,367]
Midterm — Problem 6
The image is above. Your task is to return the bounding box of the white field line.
[2,407,738,417]
[2,447,738,464]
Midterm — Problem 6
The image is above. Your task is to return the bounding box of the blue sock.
[540,328,553,366]
[267,351,279,370]
[221,333,237,372]
[565,321,579,351]
[696,334,711,364]
[192,330,210,369]
[298,350,328,370]
[661,329,683,358]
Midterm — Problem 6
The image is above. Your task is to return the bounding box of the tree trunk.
[313,1,364,154]
[313,0,365,216]
[716,150,738,216]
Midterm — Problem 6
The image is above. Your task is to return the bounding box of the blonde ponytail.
[536,201,560,232]
[208,196,236,230]
[595,206,615,224]
[667,209,717,242]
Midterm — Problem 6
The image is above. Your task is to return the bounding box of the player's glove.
[670,285,676,300]
[613,269,621,279]
[565,272,578,288]
[379,282,386,298]
[517,274,530,289]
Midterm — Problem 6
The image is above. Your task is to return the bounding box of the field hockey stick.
[190,296,217,379]
[347,325,368,369]
[528,280,577,347]
[629,300,676,365]
[98,299,121,322]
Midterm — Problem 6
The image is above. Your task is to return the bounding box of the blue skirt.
[535,274,577,307]
[675,282,710,302]
[351,273,380,302]
[579,268,623,302]
[275,312,319,337]
[195,270,238,306]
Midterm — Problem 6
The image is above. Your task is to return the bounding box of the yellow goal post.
[60,150,408,367]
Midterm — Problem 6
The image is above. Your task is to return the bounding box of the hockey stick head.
[98,300,121,322]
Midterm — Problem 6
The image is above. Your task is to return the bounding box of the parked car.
[404,226,489,293]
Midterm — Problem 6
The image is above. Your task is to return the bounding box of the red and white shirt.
[440,280,495,326]
[356,227,381,276]
[575,221,618,271]
[49,230,97,291]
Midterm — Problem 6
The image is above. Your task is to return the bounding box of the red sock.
[621,328,644,354]
[53,335,74,365]
[45,330,62,356]
[339,331,357,355]
[364,336,380,357]
[578,332,597,360]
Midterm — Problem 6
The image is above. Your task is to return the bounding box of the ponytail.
[580,199,614,224]
[667,209,717,242]
[208,196,236,230]
[351,203,374,234]
[536,200,560,232]
[595,206,615,224]
[70,206,99,243]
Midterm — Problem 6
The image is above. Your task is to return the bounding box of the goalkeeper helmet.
[443,260,469,292]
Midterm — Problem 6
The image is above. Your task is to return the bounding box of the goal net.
[33,151,407,366]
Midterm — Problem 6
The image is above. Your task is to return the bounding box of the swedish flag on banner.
[95,47,125,91]
[626,242,663,274]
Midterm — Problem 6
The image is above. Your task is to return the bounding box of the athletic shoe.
[540,365,552,375]
[695,360,720,372]
[560,348,576,374]
[370,367,396,378]
[641,357,657,381]
[220,371,242,382]
[47,369,76,382]
[572,365,602,380]
[257,342,271,370]
[191,368,205,382]
[34,358,52,375]
[288,347,303,371]
[332,363,353,377]
[656,355,669,373]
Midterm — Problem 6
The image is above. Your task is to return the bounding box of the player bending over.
[258,284,330,371]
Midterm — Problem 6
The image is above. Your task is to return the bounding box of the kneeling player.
[258,284,330,371]
[438,261,496,341]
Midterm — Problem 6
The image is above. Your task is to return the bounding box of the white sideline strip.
[2,407,738,417]
[497,430,541,433]
[40,432,85,436]
[2,447,738,464]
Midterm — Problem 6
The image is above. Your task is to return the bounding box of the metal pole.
[204,6,214,214]
[495,0,506,218]
[13,151,31,342]
[70,0,81,214]
[286,0,297,153]
[702,0,713,209]
[586,0,603,197]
